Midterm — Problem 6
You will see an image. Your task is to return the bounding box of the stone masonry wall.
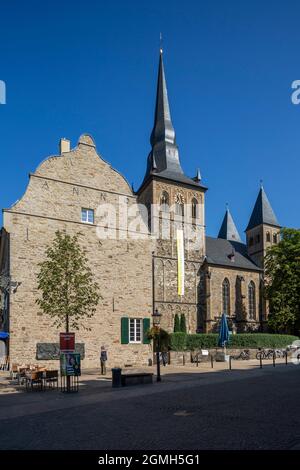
[203,266,261,333]
[3,135,154,369]
[138,177,206,335]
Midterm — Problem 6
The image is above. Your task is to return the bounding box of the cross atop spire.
[218,208,241,242]
[159,32,163,54]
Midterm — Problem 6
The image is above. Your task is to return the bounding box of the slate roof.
[142,161,207,189]
[218,209,241,242]
[246,186,280,231]
[205,236,262,271]
[138,50,206,192]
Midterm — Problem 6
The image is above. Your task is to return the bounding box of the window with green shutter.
[143,318,151,344]
[129,318,142,343]
[121,317,129,344]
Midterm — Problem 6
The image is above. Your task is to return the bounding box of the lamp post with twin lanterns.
[152,308,162,382]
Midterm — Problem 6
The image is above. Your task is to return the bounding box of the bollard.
[260,354,262,369]
[196,354,199,368]
[273,353,276,368]
[285,351,288,366]
[211,355,214,369]
[229,356,232,370]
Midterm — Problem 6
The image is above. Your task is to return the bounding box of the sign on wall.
[36,343,85,360]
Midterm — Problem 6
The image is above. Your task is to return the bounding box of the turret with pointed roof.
[218,208,241,242]
[246,186,280,231]
[246,185,281,268]
[138,50,206,192]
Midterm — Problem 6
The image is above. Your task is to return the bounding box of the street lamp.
[0,275,21,295]
[0,275,21,310]
[152,308,162,382]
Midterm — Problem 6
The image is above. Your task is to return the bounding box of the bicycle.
[256,348,275,360]
[233,349,250,360]
[273,349,287,359]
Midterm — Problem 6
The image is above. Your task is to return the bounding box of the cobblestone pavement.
[0,361,300,450]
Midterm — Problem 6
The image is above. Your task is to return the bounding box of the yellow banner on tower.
[177,229,185,296]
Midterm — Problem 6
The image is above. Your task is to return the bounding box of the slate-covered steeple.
[150,49,177,153]
[246,186,280,231]
[218,208,241,242]
[139,49,206,190]
[245,185,281,269]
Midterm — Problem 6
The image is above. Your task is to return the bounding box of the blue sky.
[0,0,299,238]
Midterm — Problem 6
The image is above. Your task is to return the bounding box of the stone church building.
[0,51,281,368]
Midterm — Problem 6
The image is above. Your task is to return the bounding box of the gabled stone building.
[0,136,154,368]
[0,51,281,368]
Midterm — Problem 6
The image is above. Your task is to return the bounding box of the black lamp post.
[152,308,162,382]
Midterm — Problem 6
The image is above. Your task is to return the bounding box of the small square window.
[81,208,94,224]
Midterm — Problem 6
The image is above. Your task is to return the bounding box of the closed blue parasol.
[0,332,9,339]
[218,313,229,348]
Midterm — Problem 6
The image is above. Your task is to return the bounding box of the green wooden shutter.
[143,318,151,344]
[121,317,129,344]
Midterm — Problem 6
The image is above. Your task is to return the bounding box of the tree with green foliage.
[180,313,187,333]
[36,231,100,332]
[174,313,180,332]
[265,228,300,335]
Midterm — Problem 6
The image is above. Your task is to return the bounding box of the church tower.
[218,208,241,242]
[245,186,281,269]
[137,49,207,333]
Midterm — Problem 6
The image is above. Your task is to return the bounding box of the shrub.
[172,333,299,351]
[180,314,187,333]
[170,332,187,351]
[229,333,299,349]
[186,334,218,350]
[174,314,180,333]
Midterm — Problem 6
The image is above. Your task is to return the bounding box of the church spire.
[137,49,207,191]
[218,208,241,242]
[150,49,176,149]
[138,49,207,192]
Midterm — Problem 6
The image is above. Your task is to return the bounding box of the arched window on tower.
[191,198,198,220]
[175,194,184,217]
[222,278,230,315]
[248,281,256,320]
[266,232,271,242]
[249,237,254,247]
[160,191,169,212]
[273,233,278,244]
